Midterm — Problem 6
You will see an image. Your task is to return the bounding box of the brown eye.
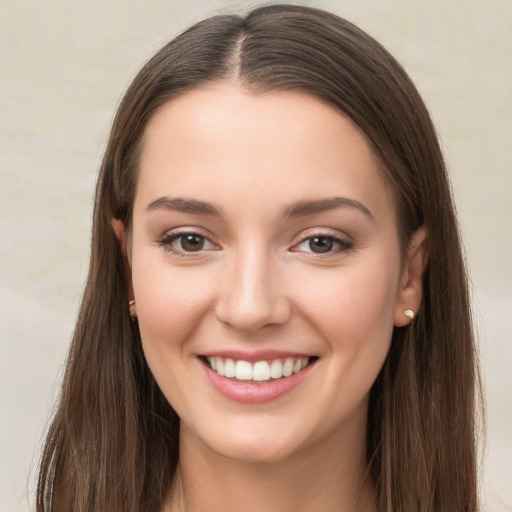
[177,234,205,252]
[158,231,219,256]
[291,234,352,256]
[308,236,334,253]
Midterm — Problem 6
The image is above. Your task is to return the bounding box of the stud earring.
[129,299,137,320]
[404,309,415,319]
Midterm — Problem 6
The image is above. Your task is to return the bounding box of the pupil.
[309,236,333,253]
[182,234,204,252]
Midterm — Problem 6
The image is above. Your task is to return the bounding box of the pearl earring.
[404,309,415,319]
[129,299,137,320]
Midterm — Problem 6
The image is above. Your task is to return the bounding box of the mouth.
[198,350,318,403]
[200,355,318,383]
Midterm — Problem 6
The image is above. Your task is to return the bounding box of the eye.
[176,234,207,252]
[158,232,218,255]
[292,235,352,255]
[306,236,335,254]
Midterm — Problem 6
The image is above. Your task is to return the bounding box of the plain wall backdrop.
[1,1,511,510]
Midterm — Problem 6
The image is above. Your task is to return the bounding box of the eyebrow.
[146,197,222,216]
[282,197,374,221]
[146,196,373,221]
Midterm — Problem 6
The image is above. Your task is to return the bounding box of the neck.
[166,418,376,512]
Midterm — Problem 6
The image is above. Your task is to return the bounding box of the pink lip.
[200,349,313,362]
[200,357,316,404]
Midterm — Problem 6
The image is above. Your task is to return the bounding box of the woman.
[37,4,480,511]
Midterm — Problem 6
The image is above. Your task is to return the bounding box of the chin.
[183,418,311,465]
[212,436,303,464]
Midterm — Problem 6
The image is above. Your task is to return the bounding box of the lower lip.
[201,359,315,404]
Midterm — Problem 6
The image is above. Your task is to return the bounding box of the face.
[128,83,415,463]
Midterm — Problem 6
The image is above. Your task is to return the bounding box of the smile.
[200,353,317,403]
[206,356,310,382]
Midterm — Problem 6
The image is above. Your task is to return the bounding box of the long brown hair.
[37,5,481,511]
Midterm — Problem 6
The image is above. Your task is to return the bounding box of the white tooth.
[270,359,283,379]
[253,361,271,381]
[208,357,217,371]
[216,358,225,376]
[235,360,253,380]
[224,358,236,378]
[300,357,309,370]
[283,358,294,377]
[293,359,302,374]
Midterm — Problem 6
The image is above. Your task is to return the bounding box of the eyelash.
[157,231,218,258]
[156,231,353,258]
[291,234,353,257]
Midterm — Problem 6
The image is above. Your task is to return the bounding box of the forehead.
[135,83,394,223]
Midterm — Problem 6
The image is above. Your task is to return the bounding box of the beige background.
[1,1,510,510]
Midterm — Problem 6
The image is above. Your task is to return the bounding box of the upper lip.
[199,349,316,362]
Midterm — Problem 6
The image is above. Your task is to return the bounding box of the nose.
[214,245,291,332]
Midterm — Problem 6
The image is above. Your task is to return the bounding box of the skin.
[117,82,427,512]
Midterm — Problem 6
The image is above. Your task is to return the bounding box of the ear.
[393,227,429,327]
[112,219,134,300]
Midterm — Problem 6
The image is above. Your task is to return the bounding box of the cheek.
[291,255,400,400]
[132,259,215,353]
[131,260,218,413]
[296,259,398,336]
[301,262,398,416]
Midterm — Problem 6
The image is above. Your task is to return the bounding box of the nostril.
[214,261,291,331]
[214,295,291,332]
